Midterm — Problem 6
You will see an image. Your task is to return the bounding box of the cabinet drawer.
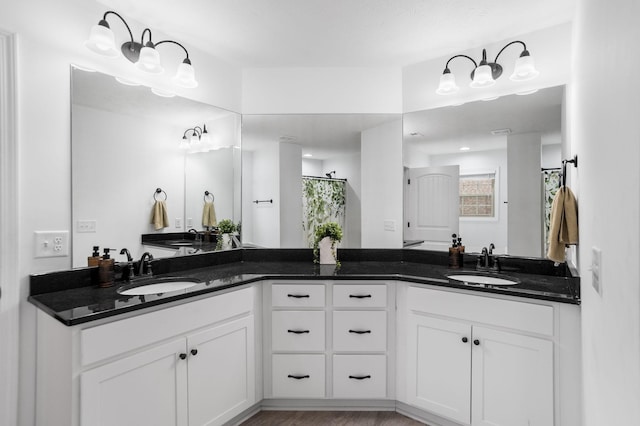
[272,311,325,351]
[408,286,553,336]
[333,311,387,352]
[272,354,325,398]
[333,284,387,308]
[272,284,325,308]
[333,355,386,399]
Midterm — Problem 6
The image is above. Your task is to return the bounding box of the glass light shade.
[200,132,211,147]
[510,55,540,81]
[84,24,119,58]
[470,64,495,88]
[151,87,175,98]
[435,72,459,95]
[179,137,190,150]
[135,46,164,74]
[172,62,198,88]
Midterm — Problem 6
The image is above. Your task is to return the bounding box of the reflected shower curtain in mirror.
[302,177,346,247]
[543,170,562,254]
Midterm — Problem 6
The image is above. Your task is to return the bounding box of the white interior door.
[405,165,459,250]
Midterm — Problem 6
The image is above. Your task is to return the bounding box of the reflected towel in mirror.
[202,202,217,227]
[546,186,578,263]
[151,200,169,230]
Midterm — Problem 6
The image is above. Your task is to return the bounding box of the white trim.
[0,29,19,426]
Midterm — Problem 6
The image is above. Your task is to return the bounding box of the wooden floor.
[239,411,427,425]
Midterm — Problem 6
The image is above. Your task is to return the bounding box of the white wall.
[302,158,323,176]
[361,119,404,248]
[0,1,242,423]
[403,23,573,113]
[242,67,402,114]
[507,132,542,257]
[279,143,304,247]
[247,142,280,247]
[572,0,640,424]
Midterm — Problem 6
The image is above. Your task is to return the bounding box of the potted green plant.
[313,222,343,265]
[216,219,237,250]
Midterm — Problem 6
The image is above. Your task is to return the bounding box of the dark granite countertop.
[29,249,580,326]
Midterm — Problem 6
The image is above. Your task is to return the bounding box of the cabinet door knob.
[287,329,310,334]
[287,374,310,380]
[190,349,198,356]
[349,329,372,334]
[349,294,372,299]
[179,353,187,360]
[462,337,468,343]
[287,294,310,298]
[474,339,480,346]
[349,375,372,380]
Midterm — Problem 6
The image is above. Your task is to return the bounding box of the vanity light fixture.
[180,125,211,151]
[436,41,539,95]
[85,10,198,89]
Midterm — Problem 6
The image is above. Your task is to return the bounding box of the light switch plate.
[34,231,69,258]
[591,246,602,295]
[384,220,396,232]
[76,220,97,233]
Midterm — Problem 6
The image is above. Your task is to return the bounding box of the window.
[459,173,496,217]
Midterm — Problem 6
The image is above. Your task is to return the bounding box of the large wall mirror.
[71,66,241,267]
[403,85,565,257]
[241,114,401,249]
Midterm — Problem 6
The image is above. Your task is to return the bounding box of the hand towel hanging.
[202,202,217,228]
[150,200,169,230]
[546,186,579,263]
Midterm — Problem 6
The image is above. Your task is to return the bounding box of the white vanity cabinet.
[399,285,581,426]
[263,281,395,401]
[36,286,258,426]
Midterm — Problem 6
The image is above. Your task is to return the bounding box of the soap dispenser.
[98,248,115,288]
[88,246,102,267]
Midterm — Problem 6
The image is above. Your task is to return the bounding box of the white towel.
[150,200,169,230]
[547,186,579,263]
[202,202,217,228]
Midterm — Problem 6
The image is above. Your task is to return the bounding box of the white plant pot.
[319,236,336,265]
[222,233,233,250]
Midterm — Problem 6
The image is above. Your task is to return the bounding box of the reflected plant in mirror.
[403,85,565,258]
[70,66,241,267]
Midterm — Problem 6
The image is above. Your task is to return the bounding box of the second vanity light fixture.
[85,10,198,89]
[180,125,211,151]
[436,40,539,95]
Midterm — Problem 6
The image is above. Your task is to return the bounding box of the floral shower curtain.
[543,170,562,254]
[302,177,346,247]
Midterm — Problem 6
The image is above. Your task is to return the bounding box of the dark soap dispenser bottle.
[88,246,102,267]
[98,248,115,288]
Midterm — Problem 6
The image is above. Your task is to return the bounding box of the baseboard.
[260,398,396,411]
[395,401,462,426]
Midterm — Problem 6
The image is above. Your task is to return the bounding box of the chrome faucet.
[120,248,135,280]
[477,243,500,272]
[138,252,154,276]
[188,228,203,242]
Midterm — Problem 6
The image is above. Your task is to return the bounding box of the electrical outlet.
[591,246,602,295]
[175,218,182,228]
[77,220,97,233]
[384,220,396,232]
[34,231,69,258]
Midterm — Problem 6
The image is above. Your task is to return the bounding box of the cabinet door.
[407,314,472,425]
[81,338,188,426]
[471,326,553,426]
[187,315,255,426]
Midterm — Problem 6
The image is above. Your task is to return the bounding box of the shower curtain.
[302,177,346,247]
[542,170,562,254]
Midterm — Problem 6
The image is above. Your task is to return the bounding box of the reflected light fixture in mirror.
[85,10,198,89]
[436,41,539,95]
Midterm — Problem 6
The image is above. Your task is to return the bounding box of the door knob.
[179,353,187,360]
[190,348,198,356]
[462,337,468,343]
[473,339,480,346]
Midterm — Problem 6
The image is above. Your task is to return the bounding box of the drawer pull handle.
[349,375,371,380]
[349,329,371,334]
[462,337,468,343]
[179,353,187,360]
[287,294,310,298]
[190,349,198,356]
[288,374,310,380]
[287,329,310,334]
[474,339,480,346]
[349,294,372,299]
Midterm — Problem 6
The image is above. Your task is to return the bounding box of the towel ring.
[204,191,214,203]
[153,188,167,201]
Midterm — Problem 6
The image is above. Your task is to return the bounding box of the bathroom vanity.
[30,249,581,426]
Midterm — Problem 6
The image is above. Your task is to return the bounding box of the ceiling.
[96,0,575,68]
[404,85,564,155]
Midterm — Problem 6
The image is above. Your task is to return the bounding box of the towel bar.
[204,191,214,202]
[153,188,167,201]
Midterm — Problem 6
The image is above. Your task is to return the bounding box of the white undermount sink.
[446,274,520,286]
[117,277,202,296]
